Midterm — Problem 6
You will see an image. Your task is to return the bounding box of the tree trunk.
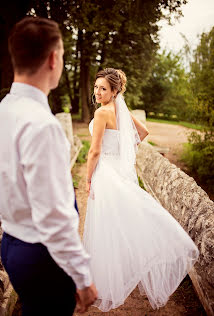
[80,60,91,123]
[0,0,33,90]
[79,30,91,123]
[33,0,49,18]
[49,88,63,114]
[0,27,13,90]
[64,66,73,111]
[99,33,108,70]
[71,36,80,114]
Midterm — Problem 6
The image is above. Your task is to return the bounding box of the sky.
[158,0,214,53]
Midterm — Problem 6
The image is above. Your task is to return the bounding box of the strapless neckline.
[105,128,118,132]
[89,119,119,134]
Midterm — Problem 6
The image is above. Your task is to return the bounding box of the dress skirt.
[83,153,199,312]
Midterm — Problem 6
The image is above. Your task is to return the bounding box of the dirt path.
[72,121,205,316]
[145,121,197,168]
[145,121,195,150]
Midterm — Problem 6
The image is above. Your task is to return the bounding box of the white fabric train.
[83,115,199,312]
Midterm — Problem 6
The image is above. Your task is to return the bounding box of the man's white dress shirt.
[0,82,92,289]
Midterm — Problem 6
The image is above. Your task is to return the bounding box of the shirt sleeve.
[19,120,92,289]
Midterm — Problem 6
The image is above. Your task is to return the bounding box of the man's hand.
[75,283,98,313]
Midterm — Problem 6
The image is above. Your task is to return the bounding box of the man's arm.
[19,120,93,290]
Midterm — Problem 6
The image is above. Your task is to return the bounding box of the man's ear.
[48,50,56,70]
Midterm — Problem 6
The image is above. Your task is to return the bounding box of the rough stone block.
[55,112,74,146]
[136,142,214,316]
[131,109,146,124]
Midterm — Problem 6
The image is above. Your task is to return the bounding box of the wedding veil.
[115,93,140,180]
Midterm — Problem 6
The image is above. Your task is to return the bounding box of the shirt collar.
[10,82,51,113]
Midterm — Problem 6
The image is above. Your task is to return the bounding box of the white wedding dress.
[83,118,199,312]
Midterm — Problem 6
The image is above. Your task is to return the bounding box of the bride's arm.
[86,109,107,187]
[130,113,149,142]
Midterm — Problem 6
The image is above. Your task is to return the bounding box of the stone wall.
[55,113,82,169]
[136,142,214,316]
[55,112,74,146]
[131,109,146,124]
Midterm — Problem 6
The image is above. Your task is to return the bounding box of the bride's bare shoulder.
[94,106,111,118]
[94,107,109,124]
[95,106,111,114]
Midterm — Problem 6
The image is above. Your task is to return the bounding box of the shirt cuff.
[72,267,93,290]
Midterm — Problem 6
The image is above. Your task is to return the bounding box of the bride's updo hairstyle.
[95,68,127,95]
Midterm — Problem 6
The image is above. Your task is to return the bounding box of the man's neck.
[14,73,50,96]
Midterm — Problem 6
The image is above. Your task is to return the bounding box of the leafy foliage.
[148,141,157,146]
[147,118,203,130]
[190,27,214,128]
[181,27,214,190]
[76,140,90,163]
[141,51,194,120]
[72,174,81,189]
[0,0,188,121]
[182,132,214,186]
[138,176,146,191]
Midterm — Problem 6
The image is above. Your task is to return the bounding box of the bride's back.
[101,105,117,130]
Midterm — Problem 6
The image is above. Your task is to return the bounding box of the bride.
[83,67,199,312]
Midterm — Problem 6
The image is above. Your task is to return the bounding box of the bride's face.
[94,77,114,105]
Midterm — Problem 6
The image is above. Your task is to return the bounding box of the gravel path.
[145,121,200,170]
[72,121,205,316]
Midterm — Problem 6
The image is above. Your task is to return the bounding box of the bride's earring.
[92,93,97,109]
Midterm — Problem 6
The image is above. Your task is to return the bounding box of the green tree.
[182,27,214,191]
[190,27,214,128]
[71,0,188,122]
[0,0,33,92]
[1,0,188,121]
[27,0,190,121]
[141,51,193,120]
[29,0,76,114]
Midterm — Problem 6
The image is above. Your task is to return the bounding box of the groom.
[0,16,97,315]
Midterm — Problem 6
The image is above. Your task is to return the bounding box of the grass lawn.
[71,112,203,131]
[147,118,203,130]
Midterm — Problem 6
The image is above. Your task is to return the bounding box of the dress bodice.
[89,119,120,156]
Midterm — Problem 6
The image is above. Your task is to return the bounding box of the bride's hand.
[86,181,91,195]
[86,180,95,199]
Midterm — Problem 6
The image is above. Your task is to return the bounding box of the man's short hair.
[8,16,62,75]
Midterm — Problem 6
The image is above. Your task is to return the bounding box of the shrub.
[76,140,90,163]
[62,106,70,113]
[148,112,155,116]
[147,112,179,121]
[182,132,214,186]
[72,174,81,189]
[148,141,157,146]
[138,176,146,190]
[157,113,164,117]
